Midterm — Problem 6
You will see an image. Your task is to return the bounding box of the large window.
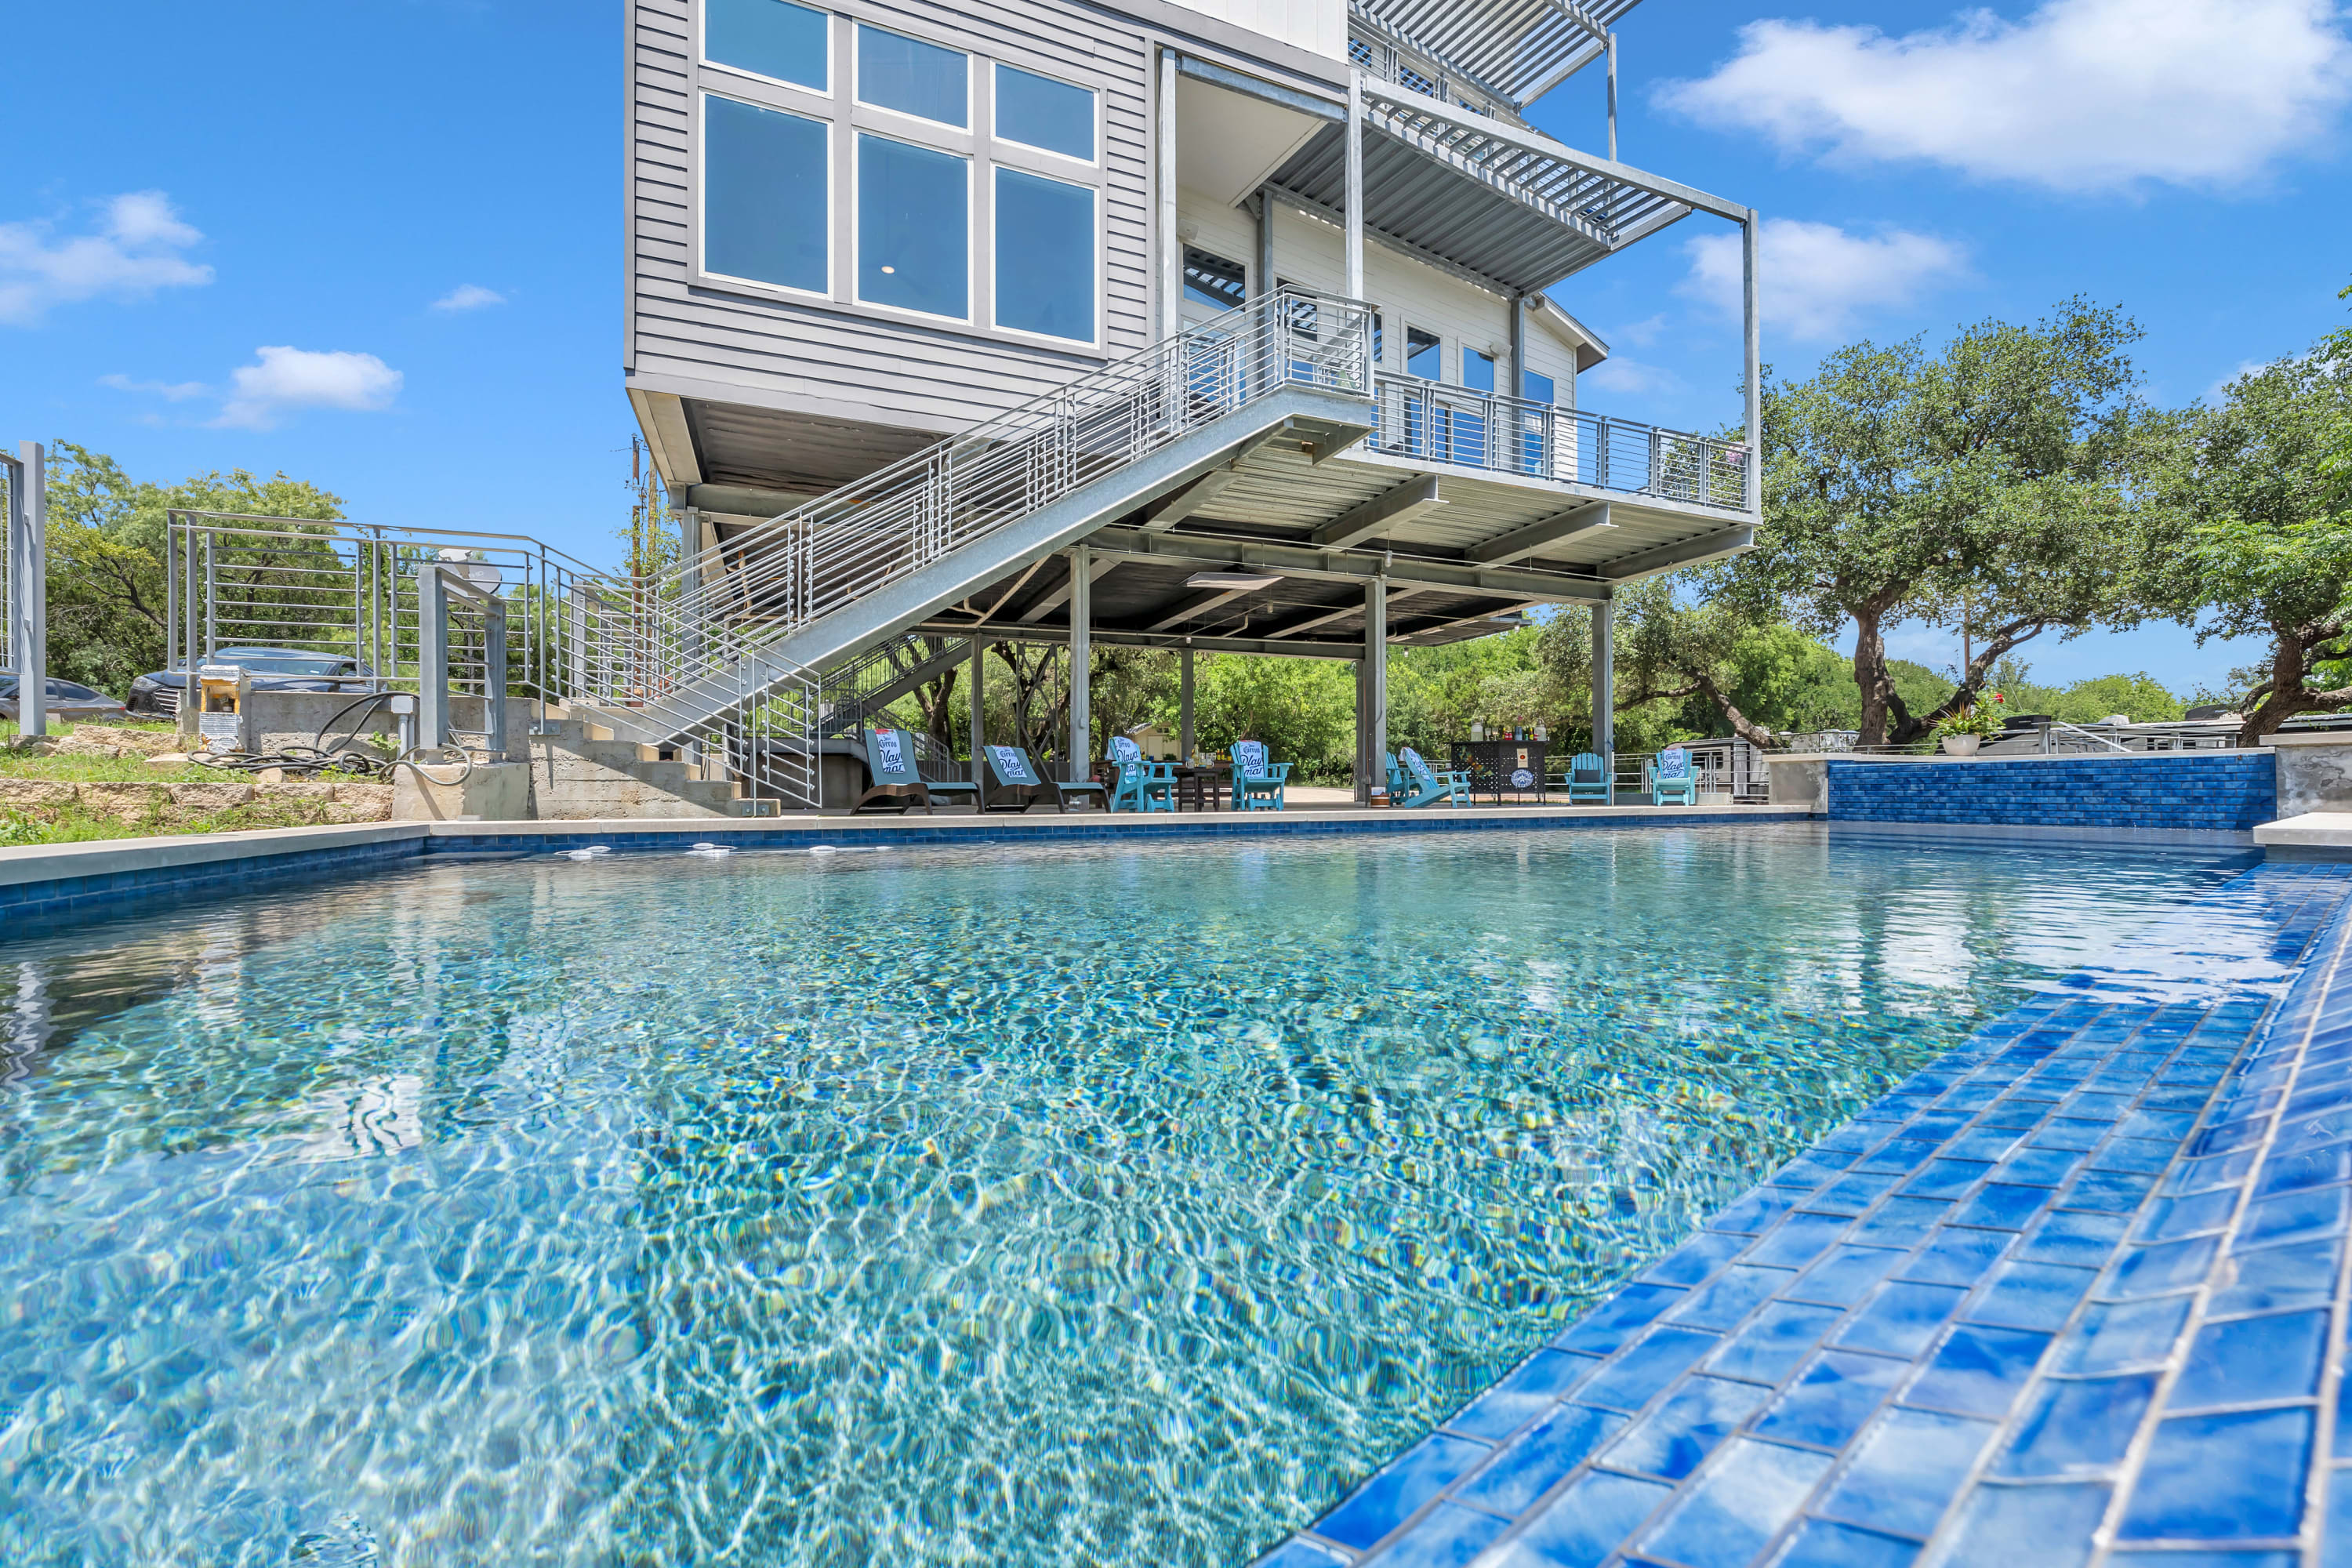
[704,96,829,294]
[858,134,967,318]
[994,169,1094,342]
[1524,370,1555,403]
[706,0,828,90]
[996,64,1094,161]
[697,4,1103,347]
[858,24,967,127]
[1406,326,1442,380]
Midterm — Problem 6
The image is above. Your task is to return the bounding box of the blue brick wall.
[1827,755,2277,832]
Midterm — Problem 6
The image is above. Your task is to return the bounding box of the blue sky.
[4,0,2347,695]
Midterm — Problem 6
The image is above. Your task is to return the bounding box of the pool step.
[527,708,744,819]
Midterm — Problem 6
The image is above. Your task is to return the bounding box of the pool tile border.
[1268,862,2352,1568]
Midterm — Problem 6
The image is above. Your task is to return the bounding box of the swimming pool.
[0,826,2259,1566]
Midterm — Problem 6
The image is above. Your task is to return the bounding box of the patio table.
[1170,764,1226,811]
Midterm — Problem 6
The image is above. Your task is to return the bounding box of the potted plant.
[1933,704,2005,757]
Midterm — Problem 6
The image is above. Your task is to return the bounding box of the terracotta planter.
[1940,734,1983,757]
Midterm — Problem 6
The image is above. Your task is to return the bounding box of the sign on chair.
[873,729,909,775]
[988,745,1037,786]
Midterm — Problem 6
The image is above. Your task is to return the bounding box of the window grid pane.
[1182,248,1247,312]
[1524,370,1555,404]
[858,24,968,127]
[859,133,968,318]
[1406,328,1442,380]
[994,168,1094,342]
[1464,348,1495,393]
[706,0,829,90]
[705,96,829,294]
[995,64,1094,160]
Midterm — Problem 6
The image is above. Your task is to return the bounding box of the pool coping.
[0,805,1814,920]
[1262,861,2352,1568]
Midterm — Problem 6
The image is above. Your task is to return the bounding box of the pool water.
[0,827,2257,1566]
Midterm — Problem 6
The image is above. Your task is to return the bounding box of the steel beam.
[1262,585,1434,640]
[1017,551,1121,623]
[1147,583,1261,633]
[1088,525,1612,603]
[1467,500,1612,565]
[1601,525,1755,580]
[1310,474,1445,550]
[916,622,1369,660]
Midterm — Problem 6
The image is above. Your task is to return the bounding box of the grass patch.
[0,793,375,848]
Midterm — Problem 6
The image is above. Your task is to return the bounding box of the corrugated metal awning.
[1350,0,1647,108]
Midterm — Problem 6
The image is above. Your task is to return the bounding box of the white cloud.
[0,191,213,325]
[1581,357,1682,397]
[100,372,211,401]
[214,347,403,430]
[1681,218,1971,341]
[1658,0,2352,192]
[430,283,506,312]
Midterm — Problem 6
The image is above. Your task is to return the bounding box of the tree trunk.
[1691,672,1777,748]
[2234,626,2352,746]
[1852,604,1899,747]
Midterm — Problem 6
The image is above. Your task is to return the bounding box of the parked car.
[126,647,376,717]
[0,674,130,724]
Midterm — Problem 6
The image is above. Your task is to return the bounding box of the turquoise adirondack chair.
[1649,744,1697,806]
[1384,751,1409,801]
[1229,740,1290,810]
[1107,735,1176,812]
[1566,751,1612,805]
[1396,746,1472,808]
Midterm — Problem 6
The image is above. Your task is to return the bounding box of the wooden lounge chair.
[1566,751,1611,805]
[1649,744,1698,806]
[1107,735,1176,812]
[854,727,979,814]
[982,745,1109,812]
[1229,740,1290,810]
[1396,746,1472,808]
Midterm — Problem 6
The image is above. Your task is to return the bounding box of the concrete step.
[525,711,742,821]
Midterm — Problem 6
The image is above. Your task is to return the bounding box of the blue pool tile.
[2255,1141,2352,1196]
[2056,1296,2196,1374]
[1815,1407,1994,1541]
[1602,1377,1769,1482]
[2169,1309,2328,1409]
[1994,1146,2087,1188]
[2085,1138,2178,1176]
[1768,1519,1917,1567]
[1849,1198,1955,1248]
[2241,1185,2350,1248]
[2031,1119,2113,1152]
[1926,1482,2108,1568]
[1364,1503,1508,1568]
[1752,1351,1908,1450]
[2166,1148,2260,1195]
[1775,1152,1860,1187]
[1901,1325,2051,1418]
[2015,1211,2129,1266]
[1637,1439,1834,1568]
[1670,1265,1802,1330]
[1489,1471,1673,1568]
[1456,1406,1624,1516]
[1854,1140,1944,1177]
[2325,1468,2352,1568]
[1315,1432,1491,1550]
[2117,1406,2313,1541]
[2132,1187,2240,1242]
[1446,1351,1604,1441]
[1994,1374,2158,1477]
[2209,1238,2343,1317]
[1640,1231,1748,1287]
[2108,1553,2297,1568]
[2118,1108,2195,1141]
[1256,1542,1350,1568]
[1556,1285,1688,1356]
[1941,1128,2026,1163]
[1835,1282,1969,1357]
[1898,1227,2013,1288]
[2056,1169,2158,1214]
[1965,1262,2096,1331]
[1706,1301,1847,1385]
[1577,1327,1722,1413]
[2104,1235,2221,1299]
[1710,1190,1802,1238]
[1951,1185,2049,1232]
[1976,1102,2049,1132]
[1904,1160,1995,1201]
[1748,1214,1859,1270]
[1786,1247,1908,1308]
[1804,1172,1905,1218]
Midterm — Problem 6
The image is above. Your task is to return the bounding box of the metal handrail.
[1371,373,1749,509]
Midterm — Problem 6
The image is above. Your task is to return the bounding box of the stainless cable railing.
[1372,375,1749,510]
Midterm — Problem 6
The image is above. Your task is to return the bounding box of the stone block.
[79,782,170,822]
[165,782,256,811]
[0,779,78,808]
[258,779,339,800]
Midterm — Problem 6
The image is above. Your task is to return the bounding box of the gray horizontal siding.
[632,0,1153,436]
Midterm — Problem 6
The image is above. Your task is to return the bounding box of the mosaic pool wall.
[1269,862,2352,1567]
[1827,753,2278,833]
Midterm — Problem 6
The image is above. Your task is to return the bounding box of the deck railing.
[1372,374,1748,510]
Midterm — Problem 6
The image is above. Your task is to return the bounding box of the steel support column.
[1344,73,1365,299]
[416,564,452,751]
[1158,51,1180,340]
[1068,544,1092,783]
[1257,187,1275,300]
[1179,645,1195,761]
[7,443,45,737]
[1364,576,1387,793]
[1743,209,1762,516]
[1591,598,1614,779]
[968,633,986,784]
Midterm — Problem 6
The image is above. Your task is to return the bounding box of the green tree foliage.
[2140,325,2352,742]
[42,444,344,695]
[1738,299,2157,745]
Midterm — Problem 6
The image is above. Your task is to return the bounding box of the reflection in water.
[0,828,2262,1566]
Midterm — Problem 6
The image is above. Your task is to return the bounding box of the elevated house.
[619,0,1759,805]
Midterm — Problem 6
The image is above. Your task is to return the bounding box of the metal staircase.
[576,291,1377,809]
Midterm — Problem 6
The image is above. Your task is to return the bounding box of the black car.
[0,674,130,724]
[127,647,377,717]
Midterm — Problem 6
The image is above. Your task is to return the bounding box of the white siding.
[1156,0,1345,60]
[632,0,1155,435]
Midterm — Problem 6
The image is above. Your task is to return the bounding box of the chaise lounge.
[855,727,980,814]
[982,745,1109,813]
